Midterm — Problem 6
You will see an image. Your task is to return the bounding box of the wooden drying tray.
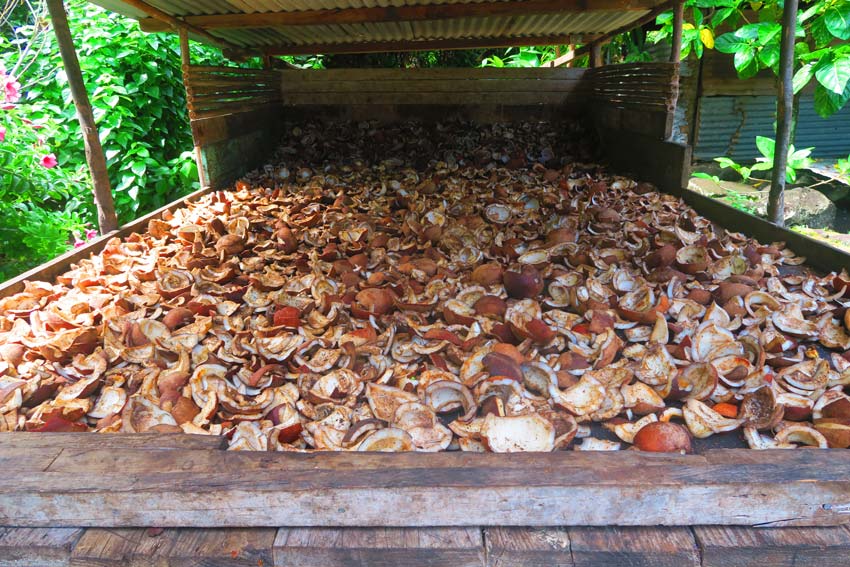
[1,432,850,528]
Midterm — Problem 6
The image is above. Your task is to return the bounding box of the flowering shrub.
[0,0,214,280]
[0,61,90,279]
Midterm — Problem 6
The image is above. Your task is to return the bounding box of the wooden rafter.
[256,34,602,57]
[138,0,661,32]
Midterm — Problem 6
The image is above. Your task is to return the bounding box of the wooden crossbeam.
[139,0,660,32]
[256,34,602,57]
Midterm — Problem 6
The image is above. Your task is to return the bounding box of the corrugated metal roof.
[695,95,850,160]
[88,0,660,53]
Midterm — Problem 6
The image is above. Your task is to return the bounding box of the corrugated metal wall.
[694,95,850,160]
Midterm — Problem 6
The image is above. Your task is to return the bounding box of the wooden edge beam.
[5,447,850,527]
[138,0,662,32]
[259,34,601,57]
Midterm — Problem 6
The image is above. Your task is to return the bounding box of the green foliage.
[713,136,813,184]
[0,101,88,279]
[838,154,850,176]
[753,135,813,182]
[650,0,850,118]
[722,189,759,214]
[0,0,228,279]
[481,46,569,68]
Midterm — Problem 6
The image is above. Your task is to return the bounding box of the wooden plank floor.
[3,526,850,566]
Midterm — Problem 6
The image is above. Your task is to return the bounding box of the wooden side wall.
[585,62,678,140]
[185,65,285,189]
[279,67,587,123]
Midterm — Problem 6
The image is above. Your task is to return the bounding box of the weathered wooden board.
[595,127,690,193]
[484,527,699,567]
[0,432,225,451]
[281,103,578,125]
[279,68,585,82]
[281,92,578,106]
[484,528,572,567]
[70,528,276,567]
[0,528,83,567]
[279,68,586,108]
[693,526,850,567]
[4,438,850,527]
[274,527,483,566]
[280,79,584,94]
[568,527,699,567]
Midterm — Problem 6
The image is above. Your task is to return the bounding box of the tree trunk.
[766,0,798,227]
[45,0,118,234]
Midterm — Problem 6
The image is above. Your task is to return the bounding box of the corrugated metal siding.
[89,0,655,50]
[695,95,850,160]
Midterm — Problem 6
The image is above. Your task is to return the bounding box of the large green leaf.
[758,42,780,69]
[755,136,775,160]
[714,32,747,53]
[815,56,850,95]
[811,16,834,48]
[734,49,760,79]
[792,62,816,94]
[825,2,850,40]
[814,80,850,118]
[757,22,781,45]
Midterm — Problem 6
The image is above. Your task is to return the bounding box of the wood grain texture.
[0,528,82,567]
[275,527,483,566]
[569,527,699,567]
[71,528,276,567]
[694,525,850,567]
[4,439,850,527]
[279,68,585,81]
[485,528,571,567]
[0,433,225,451]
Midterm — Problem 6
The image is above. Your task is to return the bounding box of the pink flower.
[40,153,57,168]
[73,234,86,248]
[85,229,98,240]
[4,77,20,104]
[0,127,5,142]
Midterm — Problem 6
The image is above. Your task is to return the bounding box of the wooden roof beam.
[139,0,660,32]
[254,34,602,57]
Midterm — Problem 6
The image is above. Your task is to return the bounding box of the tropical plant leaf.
[815,56,850,95]
[825,2,850,40]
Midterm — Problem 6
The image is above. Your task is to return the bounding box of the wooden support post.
[670,1,685,63]
[565,43,574,67]
[261,55,273,70]
[590,43,603,68]
[177,28,208,189]
[767,0,798,226]
[45,0,117,233]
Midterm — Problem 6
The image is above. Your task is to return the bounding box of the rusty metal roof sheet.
[88,0,665,54]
